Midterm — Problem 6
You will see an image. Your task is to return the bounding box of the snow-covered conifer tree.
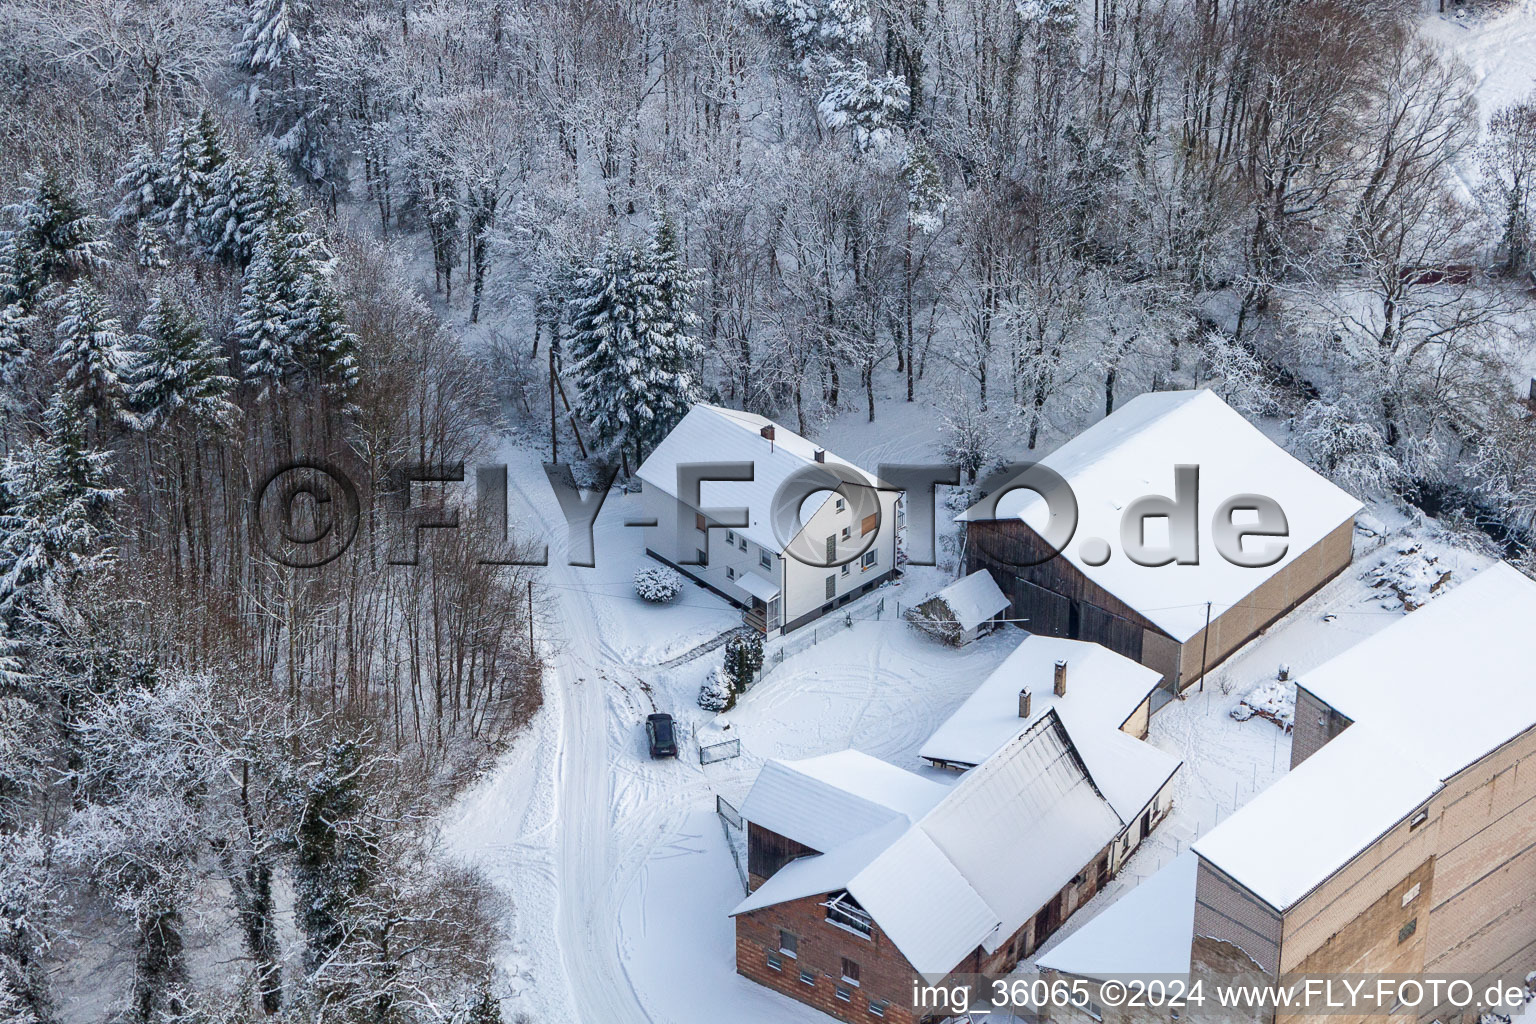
[295,276,358,402]
[235,0,308,75]
[200,157,258,266]
[233,236,300,400]
[112,143,168,227]
[156,126,211,247]
[568,223,701,469]
[53,284,133,433]
[0,304,32,414]
[818,62,910,152]
[2,173,106,303]
[132,291,238,432]
[0,392,117,615]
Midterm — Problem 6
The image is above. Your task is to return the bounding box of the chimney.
[760,424,775,441]
[1018,688,1032,719]
[1053,659,1068,697]
[814,448,826,463]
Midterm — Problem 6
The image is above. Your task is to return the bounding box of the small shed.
[908,569,1009,645]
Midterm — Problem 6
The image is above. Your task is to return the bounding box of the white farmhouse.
[635,405,900,636]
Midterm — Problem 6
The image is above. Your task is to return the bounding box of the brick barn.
[959,390,1362,700]
[729,674,1181,1024]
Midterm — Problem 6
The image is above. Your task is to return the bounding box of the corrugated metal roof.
[848,828,1000,976]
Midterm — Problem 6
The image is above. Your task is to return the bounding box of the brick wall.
[736,895,930,1024]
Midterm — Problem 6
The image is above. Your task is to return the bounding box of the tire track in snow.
[503,450,654,1024]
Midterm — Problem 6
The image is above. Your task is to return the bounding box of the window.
[1409,810,1429,829]
[799,969,815,986]
[738,536,747,551]
[861,513,878,536]
[826,575,837,600]
[836,987,852,1002]
[825,891,873,937]
[841,526,851,540]
[841,959,860,986]
[759,549,772,570]
[725,530,736,545]
[726,566,736,581]
[835,497,846,512]
[861,549,878,570]
[696,548,708,566]
[868,1001,887,1018]
[1402,883,1420,907]
[778,930,797,958]
[695,513,707,532]
[825,535,836,562]
[1398,917,1417,944]
[841,562,850,577]
[767,954,782,971]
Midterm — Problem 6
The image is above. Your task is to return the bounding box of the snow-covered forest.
[1,0,1536,1021]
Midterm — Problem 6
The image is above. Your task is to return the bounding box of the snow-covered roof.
[957,390,1363,642]
[1194,563,1536,912]
[737,750,950,854]
[1056,703,1181,825]
[921,570,1010,632]
[736,571,780,602]
[920,636,1163,765]
[637,405,884,553]
[1291,561,1536,781]
[734,714,1130,976]
[1036,853,1200,979]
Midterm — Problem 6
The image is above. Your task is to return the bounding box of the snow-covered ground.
[435,400,1503,1024]
[1423,0,1536,130]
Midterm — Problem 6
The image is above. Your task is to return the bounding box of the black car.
[646,713,678,759]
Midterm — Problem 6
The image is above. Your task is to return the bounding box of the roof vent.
[1053,659,1068,697]
[1018,688,1032,719]
[760,425,775,441]
[814,448,826,463]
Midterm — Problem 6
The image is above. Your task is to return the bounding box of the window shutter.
[861,513,878,536]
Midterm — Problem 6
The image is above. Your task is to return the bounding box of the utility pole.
[1198,600,1212,693]
[528,579,536,660]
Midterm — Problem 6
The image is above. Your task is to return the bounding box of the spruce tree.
[0,304,31,415]
[52,283,133,434]
[157,115,227,251]
[233,236,300,401]
[112,143,168,226]
[567,223,701,469]
[0,391,116,615]
[2,172,105,302]
[132,291,238,432]
[157,126,207,246]
[296,276,358,403]
[200,157,257,266]
[235,0,307,75]
[289,737,375,973]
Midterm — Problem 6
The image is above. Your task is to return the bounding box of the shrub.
[697,669,733,712]
[634,565,684,603]
[722,633,764,692]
